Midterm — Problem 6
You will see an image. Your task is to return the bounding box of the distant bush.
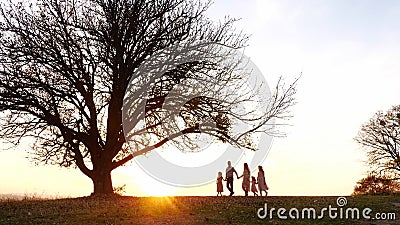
[352,175,400,195]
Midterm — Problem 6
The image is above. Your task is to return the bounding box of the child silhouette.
[251,176,258,196]
[216,171,225,196]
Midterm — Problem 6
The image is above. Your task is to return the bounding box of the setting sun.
[113,165,179,197]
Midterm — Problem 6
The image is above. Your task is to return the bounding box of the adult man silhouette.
[225,161,239,196]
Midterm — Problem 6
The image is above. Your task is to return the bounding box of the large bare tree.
[355,105,400,179]
[0,0,297,194]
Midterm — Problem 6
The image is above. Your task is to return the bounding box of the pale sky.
[1,0,400,197]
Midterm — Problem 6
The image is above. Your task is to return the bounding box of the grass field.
[0,195,399,224]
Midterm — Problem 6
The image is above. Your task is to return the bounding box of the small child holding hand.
[216,171,225,196]
[251,176,258,196]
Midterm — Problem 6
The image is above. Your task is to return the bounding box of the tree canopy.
[352,175,400,195]
[355,105,400,179]
[0,0,297,194]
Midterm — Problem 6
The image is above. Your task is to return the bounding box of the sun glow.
[114,164,179,197]
[136,181,178,197]
[139,196,188,221]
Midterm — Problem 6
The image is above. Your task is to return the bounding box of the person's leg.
[230,179,234,196]
[226,177,232,193]
[227,177,234,196]
[226,177,232,192]
[245,184,249,196]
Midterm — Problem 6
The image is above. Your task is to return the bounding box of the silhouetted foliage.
[0,0,297,194]
[352,175,400,195]
[355,105,400,179]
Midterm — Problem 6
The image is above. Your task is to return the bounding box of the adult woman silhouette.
[238,163,251,196]
[257,165,269,196]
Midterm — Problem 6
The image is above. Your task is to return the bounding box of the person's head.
[227,161,231,167]
[258,165,264,172]
[251,176,256,181]
[218,171,222,178]
[244,163,249,171]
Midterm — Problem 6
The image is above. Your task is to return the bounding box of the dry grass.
[0,195,399,224]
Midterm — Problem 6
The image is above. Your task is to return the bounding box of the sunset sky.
[1,0,400,197]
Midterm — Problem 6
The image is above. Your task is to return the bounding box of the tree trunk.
[91,168,114,195]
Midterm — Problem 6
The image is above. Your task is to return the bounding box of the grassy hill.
[0,195,399,224]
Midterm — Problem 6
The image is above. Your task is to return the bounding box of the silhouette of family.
[216,161,269,196]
